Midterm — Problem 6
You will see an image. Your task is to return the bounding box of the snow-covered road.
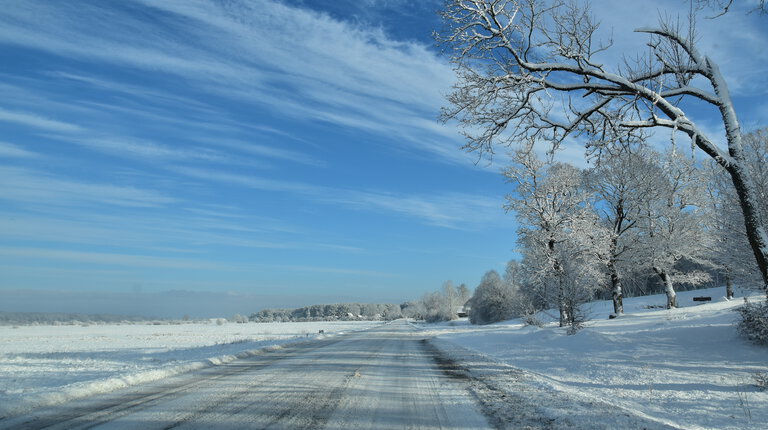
[1,321,493,429]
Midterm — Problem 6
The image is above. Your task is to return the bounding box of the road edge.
[425,336,683,430]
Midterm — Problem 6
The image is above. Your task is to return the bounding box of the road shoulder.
[426,336,681,430]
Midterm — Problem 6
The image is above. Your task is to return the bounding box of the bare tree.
[505,152,608,327]
[585,146,666,315]
[442,280,462,318]
[421,282,463,322]
[633,148,714,308]
[695,0,766,17]
[705,128,768,297]
[438,0,768,296]
[457,283,472,303]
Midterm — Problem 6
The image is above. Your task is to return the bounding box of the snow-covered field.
[0,320,383,418]
[2,288,766,429]
[423,286,768,430]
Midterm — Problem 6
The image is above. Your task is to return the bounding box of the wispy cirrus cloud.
[173,166,509,230]
[0,0,465,164]
[0,246,228,270]
[0,107,82,133]
[0,166,176,208]
[0,142,37,158]
[170,166,325,195]
[332,190,508,229]
[196,138,326,167]
[59,135,233,164]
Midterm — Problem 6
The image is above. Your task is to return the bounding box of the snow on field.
[424,286,768,430]
[0,320,383,418]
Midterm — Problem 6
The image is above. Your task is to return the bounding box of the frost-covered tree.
[505,152,608,327]
[421,282,463,323]
[438,0,768,296]
[585,147,662,315]
[633,148,714,308]
[442,280,462,317]
[401,300,427,320]
[457,283,472,306]
[695,0,766,17]
[469,270,517,324]
[503,258,523,286]
[705,128,768,297]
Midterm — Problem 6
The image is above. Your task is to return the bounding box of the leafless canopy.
[696,0,766,18]
[438,0,768,292]
[438,0,733,165]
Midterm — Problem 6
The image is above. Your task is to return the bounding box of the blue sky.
[1,0,766,318]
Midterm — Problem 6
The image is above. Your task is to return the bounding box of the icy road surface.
[1,321,492,429]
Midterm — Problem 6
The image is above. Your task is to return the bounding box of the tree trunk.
[548,238,570,327]
[725,162,768,297]
[558,276,569,327]
[725,267,734,300]
[558,304,569,327]
[654,267,677,309]
[608,260,624,315]
[696,61,768,298]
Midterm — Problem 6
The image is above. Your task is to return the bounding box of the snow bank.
[0,320,382,418]
[427,287,768,430]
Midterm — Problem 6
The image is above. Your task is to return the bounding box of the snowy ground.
[2,289,766,429]
[421,286,768,430]
[0,320,383,418]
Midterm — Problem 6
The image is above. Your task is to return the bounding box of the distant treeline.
[0,311,152,326]
[250,302,404,322]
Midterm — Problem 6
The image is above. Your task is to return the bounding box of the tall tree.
[635,148,714,308]
[457,283,472,306]
[505,152,607,327]
[438,0,768,296]
[585,147,661,315]
[705,128,768,297]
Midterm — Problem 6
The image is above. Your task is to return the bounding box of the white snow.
[0,320,383,418]
[421,286,768,430]
[2,289,767,429]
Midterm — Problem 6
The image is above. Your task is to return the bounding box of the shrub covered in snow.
[468,270,517,325]
[754,372,768,391]
[735,299,768,346]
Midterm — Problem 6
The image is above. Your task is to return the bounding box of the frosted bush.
[754,372,768,391]
[469,271,517,325]
[736,299,768,346]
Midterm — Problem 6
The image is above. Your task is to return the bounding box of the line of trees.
[0,311,151,326]
[249,302,403,322]
[410,137,766,332]
[410,127,766,328]
[444,130,765,331]
[506,140,768,328]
